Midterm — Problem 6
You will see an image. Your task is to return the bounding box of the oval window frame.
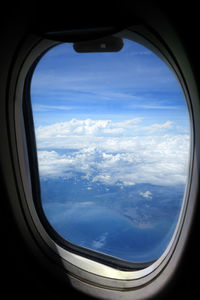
[12,25,195,297]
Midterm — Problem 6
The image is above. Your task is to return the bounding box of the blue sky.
[31,38,189,131]
[30,39,191,262]
[30,38,190,187]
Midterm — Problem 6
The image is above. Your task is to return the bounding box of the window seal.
[12,25,195,294]
[22,39,154,272]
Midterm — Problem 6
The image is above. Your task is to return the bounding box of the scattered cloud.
[32,104,74,112]
[36,118,190,187]
[139,191,153,199]
[133,104,181,110]
[35,118,176,146]
[143,121,174,133]
[92,232,108,250]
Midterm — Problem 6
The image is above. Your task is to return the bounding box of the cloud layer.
[35,118,190,186]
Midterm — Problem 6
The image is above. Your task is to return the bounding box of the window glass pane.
[30,38,190,263]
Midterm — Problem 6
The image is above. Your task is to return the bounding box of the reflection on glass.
[30,38,190,262]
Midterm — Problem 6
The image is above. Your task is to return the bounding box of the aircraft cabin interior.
[0,2,199,300]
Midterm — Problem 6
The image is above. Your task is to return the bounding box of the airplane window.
[30,38,190,265]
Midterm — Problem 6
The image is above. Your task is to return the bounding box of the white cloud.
[35,118,176,150]
[144,121,174,133]
[139,191,153,199]
[32,104,73,112]
[133,105,180,110]
[92,232,108,250]
[123,181,135,186]
[35,118,190,186]
[36,118,143,140]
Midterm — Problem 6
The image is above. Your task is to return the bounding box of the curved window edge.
[9,24,197,297]
[23,38,158,273]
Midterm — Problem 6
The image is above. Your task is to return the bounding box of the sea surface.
[41,177,184,262]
